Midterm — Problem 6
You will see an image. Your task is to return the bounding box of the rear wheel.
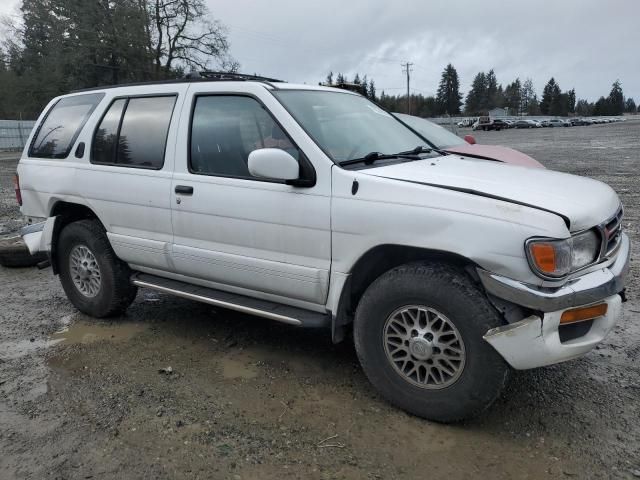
[58,220,137,317]
[353,262,510,422]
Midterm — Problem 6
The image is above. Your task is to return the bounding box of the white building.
[488,107,509,118]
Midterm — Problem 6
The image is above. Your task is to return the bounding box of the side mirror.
[464,134,476,145]
[248,148,300,182]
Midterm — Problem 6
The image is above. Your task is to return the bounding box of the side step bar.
[131,273,330,328]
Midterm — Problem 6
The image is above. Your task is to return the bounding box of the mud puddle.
[50,319,148,346]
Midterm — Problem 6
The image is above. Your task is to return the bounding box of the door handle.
[175,185,194,195]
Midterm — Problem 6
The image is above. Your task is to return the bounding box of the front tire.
[58,220,137,317]
[353,262,510,422]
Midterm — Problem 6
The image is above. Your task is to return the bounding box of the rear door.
[77,85,187,271]
[169,83,332,308]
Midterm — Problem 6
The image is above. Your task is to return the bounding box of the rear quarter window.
[91,95,176,170]
[29,93,104,158]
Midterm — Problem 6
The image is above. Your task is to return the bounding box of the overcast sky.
[2,0,638,101]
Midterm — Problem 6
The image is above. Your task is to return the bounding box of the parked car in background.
[548,119,565,127]
[514,120,537,129]
[457,118,475,128]
[538,119,550,127]
[570,118,589,126]
[395,114,544,168]
[491,119,509,130]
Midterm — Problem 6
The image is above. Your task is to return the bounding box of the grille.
[601,205,623,258]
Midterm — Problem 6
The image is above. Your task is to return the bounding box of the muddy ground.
[1,121,639,479]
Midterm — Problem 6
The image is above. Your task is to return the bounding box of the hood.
[363,155,619,231]
[444,144,545,169]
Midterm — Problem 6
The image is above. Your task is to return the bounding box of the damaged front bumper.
[482,294,621,369]
[477,233,630,369]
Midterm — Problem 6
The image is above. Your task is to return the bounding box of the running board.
[131,273,329,328]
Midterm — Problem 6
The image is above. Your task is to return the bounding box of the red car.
[394,113,544,169]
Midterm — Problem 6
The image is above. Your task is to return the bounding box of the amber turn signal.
[560,303,608,324]
[529,242,556,274]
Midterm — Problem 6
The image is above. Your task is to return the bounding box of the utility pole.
[402,62,413,114]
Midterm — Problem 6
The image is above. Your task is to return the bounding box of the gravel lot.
[1,120,639,479]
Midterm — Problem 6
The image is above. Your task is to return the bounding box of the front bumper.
[477,233,630,312]
[483,294,622,369]
[477,233,630,370]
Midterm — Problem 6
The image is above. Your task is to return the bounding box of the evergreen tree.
[325,71,333,85]
[527,94,541,115]
[465,72,487,115]
[540,78,560,115]
[576,99,593,116]
[625,97,636,113]
[353,73,361,85]
[567,89,576,114]
[504,78,522,115]
[486,69,498,108]
[435,63,463,115]
[608,80,625,115]
[593,96,610,116]
[361,75,368,96]
[520,78,536,115]
[368,79,376,101]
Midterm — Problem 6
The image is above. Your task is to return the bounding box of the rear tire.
[0,236,47,268]
[58,220,137,317]
[353,262,510,423]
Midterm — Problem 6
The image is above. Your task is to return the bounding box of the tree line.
[0,0,237,118]
[325,65,637,117]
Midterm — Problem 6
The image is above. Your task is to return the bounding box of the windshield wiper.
[398,145,450,156]
[338,150,422,167]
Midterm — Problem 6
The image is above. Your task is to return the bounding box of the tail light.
[14,174,22,206]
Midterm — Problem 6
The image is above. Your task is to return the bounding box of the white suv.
[16,73,630,422]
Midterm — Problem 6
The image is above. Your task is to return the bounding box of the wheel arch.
[48,201,106,274]
[332,244,479,343]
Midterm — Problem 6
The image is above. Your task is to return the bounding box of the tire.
[58,220,137,317]
[0,236,47,268]
[353,262,510,423]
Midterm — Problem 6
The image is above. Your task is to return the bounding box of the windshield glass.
[394,113,465,149]
[272,90,427,162]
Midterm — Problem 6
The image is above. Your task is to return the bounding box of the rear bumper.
[21,217,57,255]
[477,233,630,312]
[483,294,622,369]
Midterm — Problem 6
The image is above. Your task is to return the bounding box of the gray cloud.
[214,0,639,101]
[2,0,637,101]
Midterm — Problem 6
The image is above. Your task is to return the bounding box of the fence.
[0,120,36,151]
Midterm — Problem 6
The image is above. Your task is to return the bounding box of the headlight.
[526,230,600,278]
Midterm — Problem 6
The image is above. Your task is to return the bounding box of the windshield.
[272,90,428,163]
[394,113,465,149]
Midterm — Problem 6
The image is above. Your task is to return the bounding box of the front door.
[170,86,331,307]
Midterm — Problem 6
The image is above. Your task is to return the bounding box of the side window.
[190,95,299,178]
[91,99,126,164]
[30,93,104,158]
[91,95,176,169]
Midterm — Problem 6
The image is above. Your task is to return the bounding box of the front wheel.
[58,220,137,317]
[353,262,510,422]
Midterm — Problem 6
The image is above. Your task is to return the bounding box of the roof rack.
[184,71,285,83]
[71,71,285,93]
